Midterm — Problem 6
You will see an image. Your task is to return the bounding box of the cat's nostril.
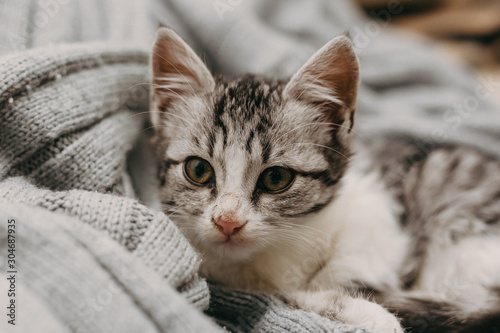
[212,218,224,233]
[212,216,247,237]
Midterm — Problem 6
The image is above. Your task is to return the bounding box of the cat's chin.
[206,239,260,262]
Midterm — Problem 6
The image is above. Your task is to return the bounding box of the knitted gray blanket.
[1,0,499,333]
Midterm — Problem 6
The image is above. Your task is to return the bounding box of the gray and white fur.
[150,27,500,333]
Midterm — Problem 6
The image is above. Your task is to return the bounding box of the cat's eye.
[258,167,295,193]
[184,157,215,185]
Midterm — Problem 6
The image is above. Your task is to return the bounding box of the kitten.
[150,27,500,333]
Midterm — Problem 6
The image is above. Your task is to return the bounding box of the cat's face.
[151,28,359,261]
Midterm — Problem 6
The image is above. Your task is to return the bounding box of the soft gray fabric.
[0,0,154,54]
[0,197,221,333]
[0,177,209,306]
[0,43,147,194]
[1,0,499,332]
[208,287,367,333]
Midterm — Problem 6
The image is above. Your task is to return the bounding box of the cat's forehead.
[203,76,327,171]
[164,75,331,172]
[212,74,284,118]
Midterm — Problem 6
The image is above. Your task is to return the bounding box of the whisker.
[274,121,367,144]
[127,82,160,90]
[287,142,351,161]
[152,51,197,96]
[154,84,192,107]
[139,123,186,135]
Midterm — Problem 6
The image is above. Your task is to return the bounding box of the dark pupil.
[194,161,206,178]
[268,169,282,185]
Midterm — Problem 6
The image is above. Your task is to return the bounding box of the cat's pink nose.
[212,216,246,237]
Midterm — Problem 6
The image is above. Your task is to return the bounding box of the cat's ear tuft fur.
[284,35,359,132]
[151,27,215,115]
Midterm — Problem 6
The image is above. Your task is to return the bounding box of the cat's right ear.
[283,35,359,137]
[151,27,215,119]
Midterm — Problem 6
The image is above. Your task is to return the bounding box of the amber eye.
[184,157,215,185]
[258,167,294,193]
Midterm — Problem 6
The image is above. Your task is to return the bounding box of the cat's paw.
[287,290,403,333]
[338,298,403,333]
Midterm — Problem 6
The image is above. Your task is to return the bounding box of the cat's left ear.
[151,27,215,115]
[283,34,359,136]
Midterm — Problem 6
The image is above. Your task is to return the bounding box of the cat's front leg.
[287,290,404,333]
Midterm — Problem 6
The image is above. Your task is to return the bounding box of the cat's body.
[150,27,500,332]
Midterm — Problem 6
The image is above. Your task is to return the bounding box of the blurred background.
[357,0,500,104]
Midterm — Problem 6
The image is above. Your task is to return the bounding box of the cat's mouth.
[211,230,256,252]
[211,233,260,261]
[216,234,250,246]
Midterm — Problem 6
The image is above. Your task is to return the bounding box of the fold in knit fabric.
[0,44,148,193]
[0,199,221,333]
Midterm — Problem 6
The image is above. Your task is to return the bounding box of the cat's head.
[150,28,358,261]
